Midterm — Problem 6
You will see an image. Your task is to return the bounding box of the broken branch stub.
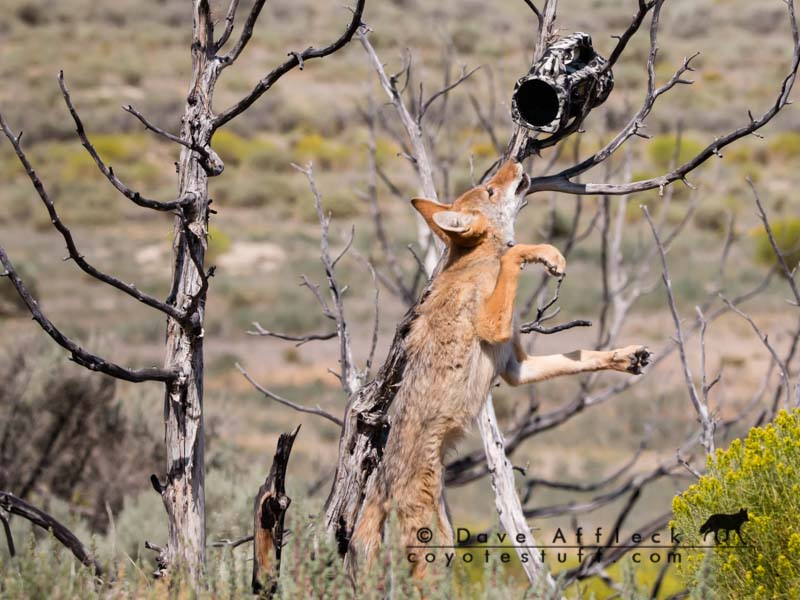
[252,425,301,596]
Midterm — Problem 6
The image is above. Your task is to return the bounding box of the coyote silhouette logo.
[699,508,749,544]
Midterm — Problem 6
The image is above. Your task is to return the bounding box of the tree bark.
[252,426,300,596]
[323,303,417,553]
[155,0,223,579]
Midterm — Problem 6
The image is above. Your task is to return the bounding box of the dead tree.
[241,0,800,594]
[0,0,365,581]
[252,426,300,596]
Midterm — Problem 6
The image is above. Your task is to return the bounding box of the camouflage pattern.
[511,32,614,134]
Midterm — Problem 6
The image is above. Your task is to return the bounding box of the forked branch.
[58,72,193,212]
[0,112,185,323]
[213,0,366,128]
[0,247,177,383]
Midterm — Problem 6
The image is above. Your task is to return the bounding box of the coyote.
[350,159,650,577]
[699,508,749,544]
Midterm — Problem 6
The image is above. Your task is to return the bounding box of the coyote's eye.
[486,187,494,197]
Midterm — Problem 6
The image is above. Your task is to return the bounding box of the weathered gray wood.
[323,304,416,555]
[154,0,221,578]
[476,398,560,596]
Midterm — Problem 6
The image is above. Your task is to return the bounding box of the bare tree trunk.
[252,426,300,596]
[156,1,222,578]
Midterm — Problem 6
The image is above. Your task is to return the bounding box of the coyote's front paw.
[611,345,651,374]
[508,244,566,278]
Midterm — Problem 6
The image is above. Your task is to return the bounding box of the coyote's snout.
[349,160,650,577]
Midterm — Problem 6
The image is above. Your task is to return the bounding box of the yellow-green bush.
[752,217,800,271]
[292,133,350,170]
[210,130,251,166]
[769,132,800,160]
[647,134,705,169]
[59,134,149,183]
[470,141,496,160]
[245,139,288,172]
[206,225,231,263]
[375,137,401,165]
[671,409,800,599]
[297,188,361,222]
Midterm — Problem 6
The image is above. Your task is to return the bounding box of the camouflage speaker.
[511,32,614,134]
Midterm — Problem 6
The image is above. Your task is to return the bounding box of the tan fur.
[350,160,649,579]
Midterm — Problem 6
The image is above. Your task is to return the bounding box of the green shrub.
[769,132,800,160]
[41,183,122,226]
[297,188,361,222]
[292,134,350,170]
[671,409,800,599]
[213,172,304,209]
[207,225,231,263]
[211,130,251,166]
[647,134,705,169]
[16,3,48,26]
[694,205,730,234]
[451,24,479,54]
[752,217,800,271]
[245,139,288,171]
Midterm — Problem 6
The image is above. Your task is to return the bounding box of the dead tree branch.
[213,0,366,128]
[247,323,337,346]
[252,426,300,596]
[643,206,716,455]
[237,363,343,427]
[0,113,185,323]
[359,28,442,273]
[58,72,193,212]
[210,534,253,549]
[218,0,268,67]
[721,295,792,410]
[0,247,176,383]
[0,491,103,576]
[213,0,241,52]
[477,396,559,594]
[294,162,362,395]
[748,178,800,306]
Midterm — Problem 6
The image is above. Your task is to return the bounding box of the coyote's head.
[411,159,530,249]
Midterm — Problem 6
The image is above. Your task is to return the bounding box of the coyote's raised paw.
[508,244,566,278]
[611,345,651,374]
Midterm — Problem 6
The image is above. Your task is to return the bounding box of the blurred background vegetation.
[0,0,798,597]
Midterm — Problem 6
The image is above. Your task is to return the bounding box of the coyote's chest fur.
[377,251,512,502]
[394,253,509,440]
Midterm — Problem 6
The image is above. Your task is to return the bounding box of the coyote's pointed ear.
[411,197,452,243]
[432,210,488,247]
[411,198,489,246]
